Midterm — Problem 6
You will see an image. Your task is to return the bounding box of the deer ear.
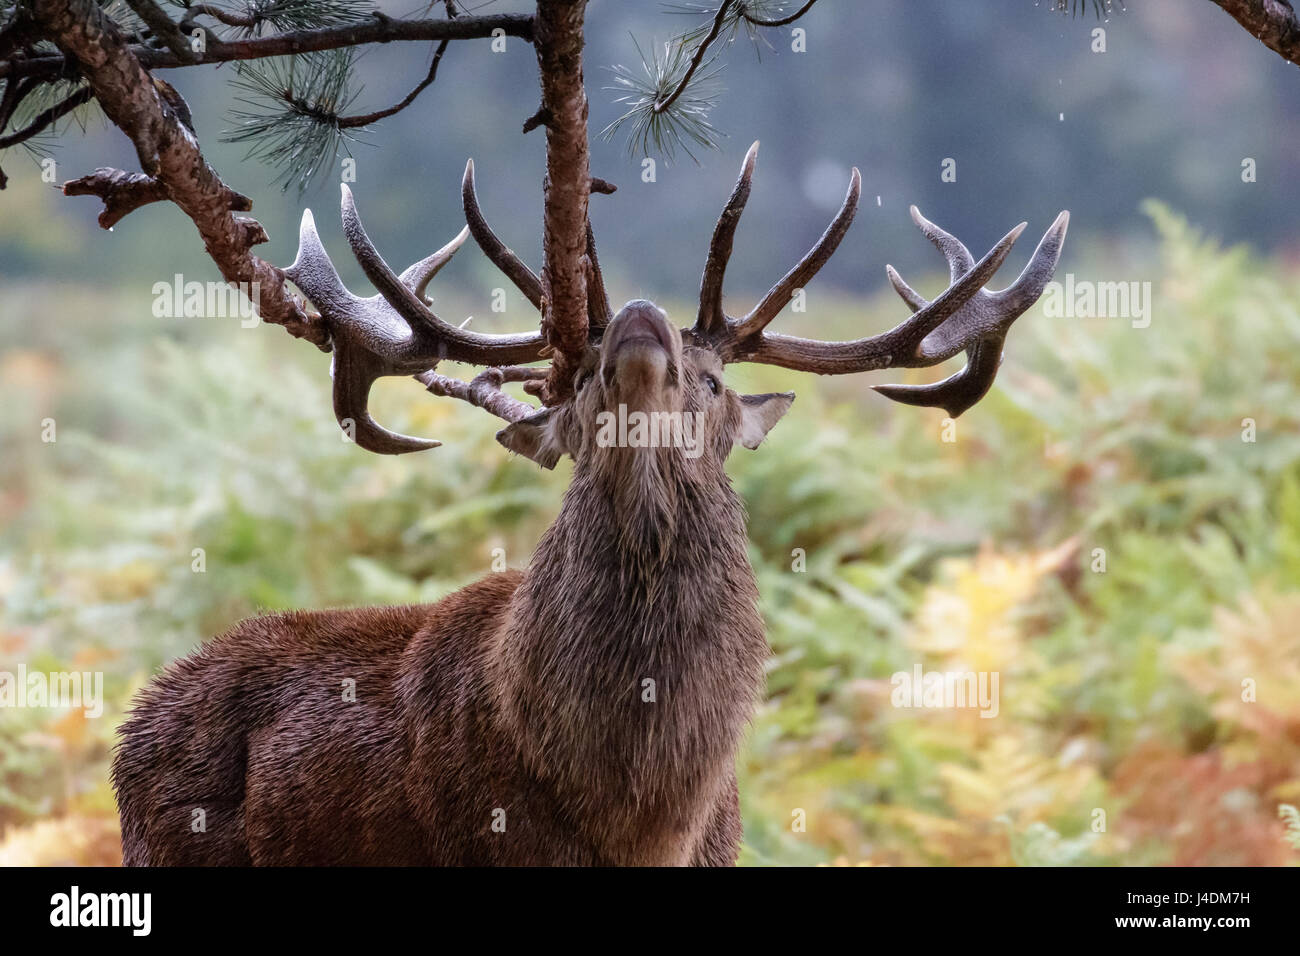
[497,408,566,469]
[736,391,795,450]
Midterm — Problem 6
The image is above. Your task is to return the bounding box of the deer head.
[283,142,1068,472]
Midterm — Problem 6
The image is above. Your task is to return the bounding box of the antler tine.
[745,221,1025,373]
[462,159,544,311]
[337,184,545,366]
[871,334,1004,418]
[873,210,1066,416]
[869,213,1068,416]
[283,207,356,316]
[910,204,975,282]
[333,345,442,455]
[401,225,470,305]
[884,263,926,313]
[340,183,451,335]
[989,209,1070,312]
[905,215,1068,366]
[694,140,760,338]
[584,219,613,331]
[732,166,862,340]
[281,186,549,456]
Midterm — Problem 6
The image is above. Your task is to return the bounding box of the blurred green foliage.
[1,205,1298,865]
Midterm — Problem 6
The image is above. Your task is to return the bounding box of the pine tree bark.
[1210,0,1300,66]
[535,0,592,402]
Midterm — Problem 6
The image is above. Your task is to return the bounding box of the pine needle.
[223,50,367,192]
[600,33,725,164]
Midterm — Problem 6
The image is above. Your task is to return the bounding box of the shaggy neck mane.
[491,444,768,845]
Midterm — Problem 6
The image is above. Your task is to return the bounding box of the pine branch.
[1,10,534,81]
[189,0,375,35]
[190,3,259,29]
[653,0,732,117]
[223,49,363,192]
[0,82,92,148]
[601,34,723,163]
[604,0,819,162]
[221,25,450,192]
[737,0,819,27]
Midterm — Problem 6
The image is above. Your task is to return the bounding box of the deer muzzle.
[601,300,681,399]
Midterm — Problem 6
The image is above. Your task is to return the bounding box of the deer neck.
[492,448,768,835]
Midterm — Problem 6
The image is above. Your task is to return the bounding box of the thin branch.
[0,84,92,148]
[30,0,329,349]
[337,37,448,128]
[335,1,457,132]
[737,0,820,27]
[190,3,258,28]
[123,0,198,63]
[654,0,732,115]
[2,11,535,80]
[1210,0,1300,67]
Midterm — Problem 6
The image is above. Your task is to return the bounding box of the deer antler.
[461,158,543,311]
[461,157,613,335]
[283,183,546,455]
[691,142,1068,417]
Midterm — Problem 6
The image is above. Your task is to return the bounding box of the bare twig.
[62,166,252,229]
[336,0,460,129]
[521,104,550,133]
[338,38,448,128]
[416,366,543,423]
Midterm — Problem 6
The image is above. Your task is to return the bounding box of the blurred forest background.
[1,0,1299,865]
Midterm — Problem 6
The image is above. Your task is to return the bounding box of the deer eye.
[704,373,720,396]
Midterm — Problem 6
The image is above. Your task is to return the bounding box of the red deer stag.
[113,143,1067,865]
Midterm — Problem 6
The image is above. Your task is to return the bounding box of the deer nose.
[604,300,675,358]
